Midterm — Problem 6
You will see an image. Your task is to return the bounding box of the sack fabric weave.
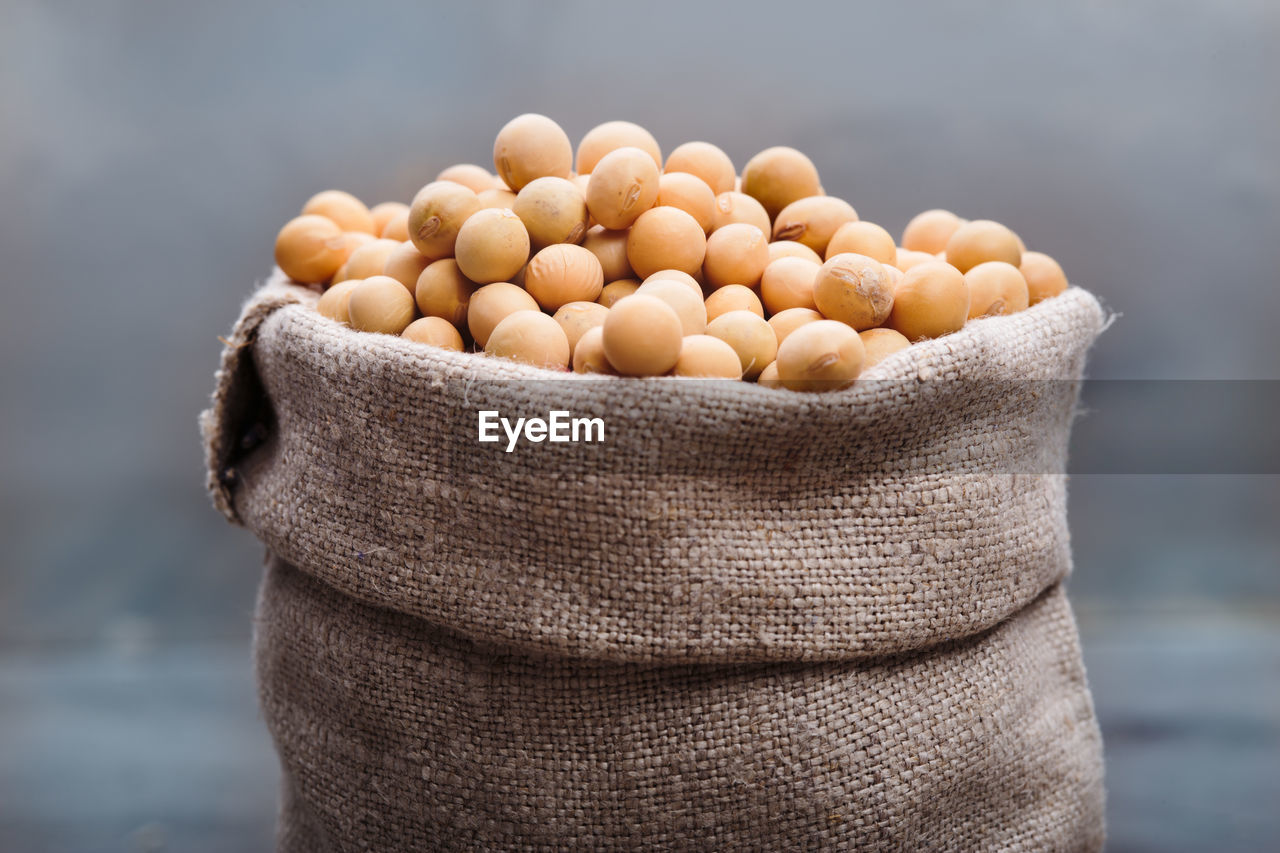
[203,271,1108,851]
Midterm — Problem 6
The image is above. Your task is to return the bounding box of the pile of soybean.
[275,114,1069,391]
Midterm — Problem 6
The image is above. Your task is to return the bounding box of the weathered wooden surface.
[1078,607,1280,852]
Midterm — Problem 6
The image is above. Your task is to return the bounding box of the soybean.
[858,327,911,368]
[772,196,858,255]
[703,223,769,290]
[813,253,894,330]
[552,301,610,358]
[485,309,571,370]
[776,320,864,391]
[888,262,970,341]
[741,146,821,219]
[415,259,476,327]
[586,146,661,230]
[825,221,896,266]
[665,141,736,194]
[493,113,573,191]
[673,335,743,378]
[523,243,605,311]
[1020,251,1069,305]
[408,181,482,259]
[403,316,465,351]
[576,120,661,174]
[704,284,764,322]
[760,256,821,315]
[348,275,416,335]
[965,261,1030,318]
[901,209,964,254]
[705,310,777,379]
[656,172,717,234]
[303,190,375,234]
[572,325,616,375]
[513,176,589,250]
[944,219,1022,273]
[454,208,531,284]
[710,191,771,234]
[316,280,360,325]
[597,278,641,308]
[626,206,707,280]
[467,281,540,347]
[635,279,707,336]
[602,295,683,376]
[275,215,349,284]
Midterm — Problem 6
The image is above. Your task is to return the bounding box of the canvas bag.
[203,271,1108,851]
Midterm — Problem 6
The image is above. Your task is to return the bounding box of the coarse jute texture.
[203,270,1108,851]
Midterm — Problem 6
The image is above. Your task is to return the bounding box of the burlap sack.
[203,270,1108,851]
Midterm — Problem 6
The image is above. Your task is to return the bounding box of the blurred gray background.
[2,0,1277,850]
